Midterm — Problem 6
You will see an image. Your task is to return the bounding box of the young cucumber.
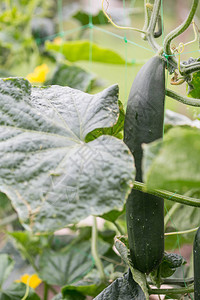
[124,56,165,273]
[194,227,200,299]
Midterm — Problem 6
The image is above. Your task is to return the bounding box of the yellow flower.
[15,273,42,289]
[26,64,49,83]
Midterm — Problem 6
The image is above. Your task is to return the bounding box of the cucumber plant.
[1,1,200,300]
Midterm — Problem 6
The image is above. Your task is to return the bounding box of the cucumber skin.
[124,56,165,274]
[194,227,200,299]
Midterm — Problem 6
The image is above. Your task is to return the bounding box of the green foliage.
[73,10,107,25]
[45,40,130,65]
[0,254,40,300]
[187,71,200,99]
[47,63,95,92]
[0,78,134,233]
[145,127,200,193]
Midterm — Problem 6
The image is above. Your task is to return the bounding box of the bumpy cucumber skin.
[194,227,200,299]
[124,56,165,274]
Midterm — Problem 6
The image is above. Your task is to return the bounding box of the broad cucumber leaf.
[94,270,146,300]
[45,40,129,65]
[0,282,41,300]
[47,64,95,92]
[0,78,134,233]
[145,127,200,193]
[0,254,14,288]
[38,237,110,286]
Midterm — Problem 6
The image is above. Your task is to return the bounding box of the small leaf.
[46,40,130,65]
[94,270,146,300]
[114,237,149,299]
[187,71,200,98]
[0,254,14,288]
[101,207,125,223]
[73,10,107,25]
[160,252,186,278]
[9,231,47,258]
[62,281,106,298]
[48,64,95,92]
[0,282,41,300]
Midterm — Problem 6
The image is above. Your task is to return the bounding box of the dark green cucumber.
[124,56,165,273]
[194,227,200,299]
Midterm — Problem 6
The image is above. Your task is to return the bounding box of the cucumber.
[194,227,200,299]
[124,56,165,273]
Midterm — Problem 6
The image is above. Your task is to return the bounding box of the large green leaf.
[0,282,41,300]
[145,127,200,193]
[0,254,14,288]
[38,240,109,286]
[0,78,134,233]
[45,40,129,65]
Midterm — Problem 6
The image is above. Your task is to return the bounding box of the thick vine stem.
[149,277,194,287]
[179,61,200,76]
[146,0,161,51]
[149,284,194,295]
[133,181,200,207]
[92,216,106,282]
[166,88,200,106]
[163,0,199,73]
[141,0,151,40]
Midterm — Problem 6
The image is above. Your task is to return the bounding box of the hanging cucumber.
[124,56,166,273]
[194,227,200,299]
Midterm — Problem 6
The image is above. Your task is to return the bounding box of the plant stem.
[146,0,161,51]
[149,285,194,295]
[133,181,200,207]
[161,277,194,287]
[164,202,181,228]
[166,89,200,107]
[163,0,199,72]
[113,221,124,235]
[165,227,199,236]
[44,283,49,300]
[141,0,151,40]
[92,216,106,282]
